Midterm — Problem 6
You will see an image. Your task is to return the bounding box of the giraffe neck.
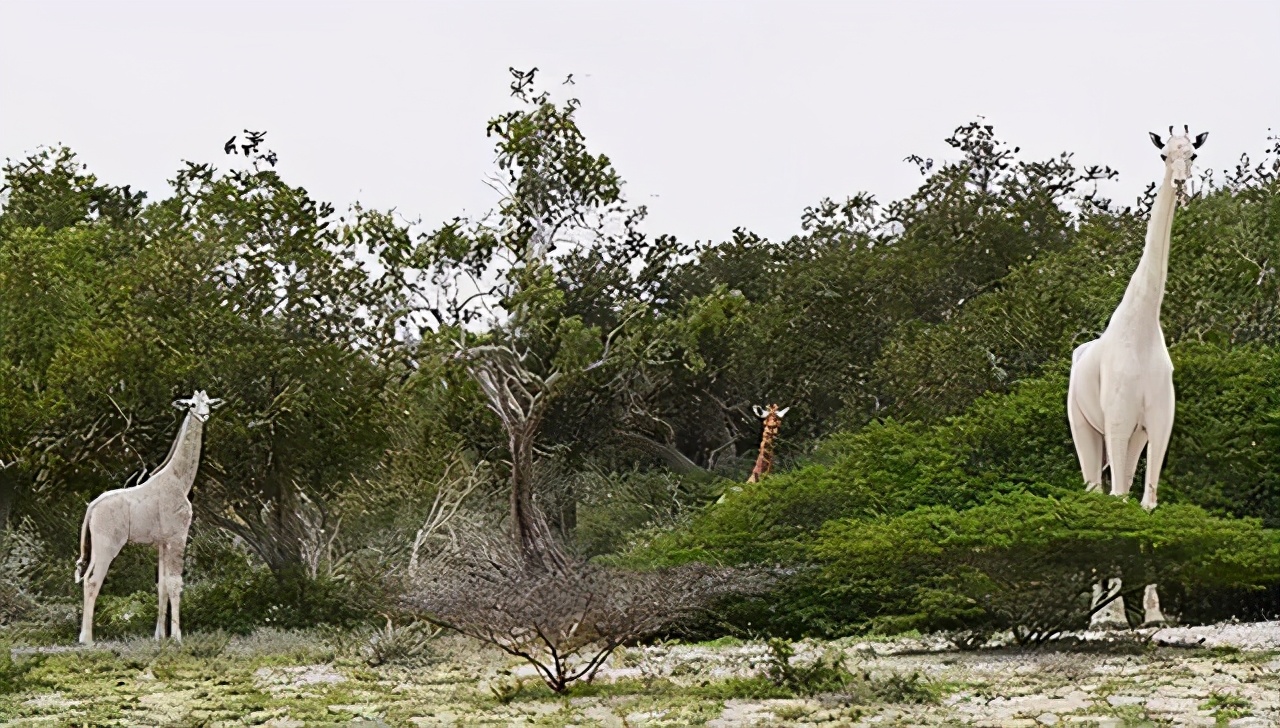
[750,420,780,480]
[1111,166,1177,334]
[156,412,204,495]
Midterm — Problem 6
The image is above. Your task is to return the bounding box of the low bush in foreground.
[402,545,763,693]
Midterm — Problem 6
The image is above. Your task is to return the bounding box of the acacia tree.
[425,68,661,568]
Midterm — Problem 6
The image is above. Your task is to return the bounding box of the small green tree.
[424,68,670,567]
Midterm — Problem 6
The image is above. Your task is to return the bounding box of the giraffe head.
[1149,125,1208,188]
[752,404,790,427]
[173,390,224,422]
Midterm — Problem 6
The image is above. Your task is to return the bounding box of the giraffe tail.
[75,502,96,583]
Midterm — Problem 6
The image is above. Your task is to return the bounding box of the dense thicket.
[2,70,1277,641]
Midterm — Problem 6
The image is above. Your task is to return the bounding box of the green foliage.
[179,629,230,659]
[870,137,1280,423]
[626,358,1280,636]
[0,639,46,693]
[815,491,1280,640]
[573,467,720,557]
[184,566,369,635]
[763,638,855,696]
[6,70,1280,648]
[1201,691,1252,722]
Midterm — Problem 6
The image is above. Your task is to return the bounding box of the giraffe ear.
[172,399,190,410]
[208,398,225,409]
[1149,132,1165,150]
[777,407,790,417]
[1193,131,1209,148]
[753,405,767,418]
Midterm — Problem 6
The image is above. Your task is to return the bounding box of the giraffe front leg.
[1106,427,1136,498]
[163,541,186,642]
[155,544,169,639]
[1090,577,1129,630]
[1140,386,1174,511]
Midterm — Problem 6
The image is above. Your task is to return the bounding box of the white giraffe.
[75,390,222,644]
[1068,126,1206,627]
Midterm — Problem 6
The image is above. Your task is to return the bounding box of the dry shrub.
[402,543,761,693]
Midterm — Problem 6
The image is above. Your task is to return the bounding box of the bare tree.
[402,543,762,693]
[407,455,490,575]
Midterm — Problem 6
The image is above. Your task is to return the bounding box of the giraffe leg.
[1068,408,1105,491]
[1140,383,1174,512]
[155,543,169,640]
[80,534,124,645]
[1090,577,1129,630]
[1122,429,1148,494]
[163,541,186,642]
[1106,425,1137,498]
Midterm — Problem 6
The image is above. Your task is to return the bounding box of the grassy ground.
[2,628,1279,726]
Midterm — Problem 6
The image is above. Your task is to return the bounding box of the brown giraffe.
[747,404,789,483]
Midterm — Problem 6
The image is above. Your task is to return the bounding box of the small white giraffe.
[75,390,222,644]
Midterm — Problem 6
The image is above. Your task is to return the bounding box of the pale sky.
[2,1,1278,244]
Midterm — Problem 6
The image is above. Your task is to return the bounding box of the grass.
[1,628,1277,726]
[1201,691,1253,723]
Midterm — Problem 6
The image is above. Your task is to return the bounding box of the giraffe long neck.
[157,412,205,495]
[1112,166,1177,333]
[748,419,780,483]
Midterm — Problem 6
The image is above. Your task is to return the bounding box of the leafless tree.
[408,456,490,575]
[401,543,763,693]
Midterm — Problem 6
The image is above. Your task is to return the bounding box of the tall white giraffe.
[1068,126,1206,627]
[75,390,222,644]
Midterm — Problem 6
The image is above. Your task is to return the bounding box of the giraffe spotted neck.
[748,404,787,484]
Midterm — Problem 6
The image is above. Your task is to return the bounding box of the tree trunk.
[201,480,312,575]
[0,470,15,533]
[509,426,567,572]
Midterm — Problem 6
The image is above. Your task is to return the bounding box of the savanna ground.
[4,623,1279,727]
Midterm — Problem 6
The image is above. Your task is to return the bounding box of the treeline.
[2,70,1278,641]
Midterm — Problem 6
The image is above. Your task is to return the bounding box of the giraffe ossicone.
[76,389,222,644]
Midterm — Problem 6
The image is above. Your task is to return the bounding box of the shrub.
[359,619,439,667]
[0,640,46,693]
[93,591,158,639]
[763,638,854,695]
[0,522,40,625]
[181,564,370,635]
[403,544,763,693]
[814,491,1280,642]
[180,630,230,658]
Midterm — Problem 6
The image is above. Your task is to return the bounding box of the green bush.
[93,592,158,639]
[763,638,854,695]
[0,639,46,693]
[624,342,1280,637]
[573,467,721,558]
[813,491,1280,641]
[182,565,369,635]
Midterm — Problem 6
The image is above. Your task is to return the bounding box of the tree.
[1,138,429,575]
[424,68,657,568]
[0,147,146,533]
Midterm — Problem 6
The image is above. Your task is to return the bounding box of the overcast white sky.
[2,1,1277,243]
